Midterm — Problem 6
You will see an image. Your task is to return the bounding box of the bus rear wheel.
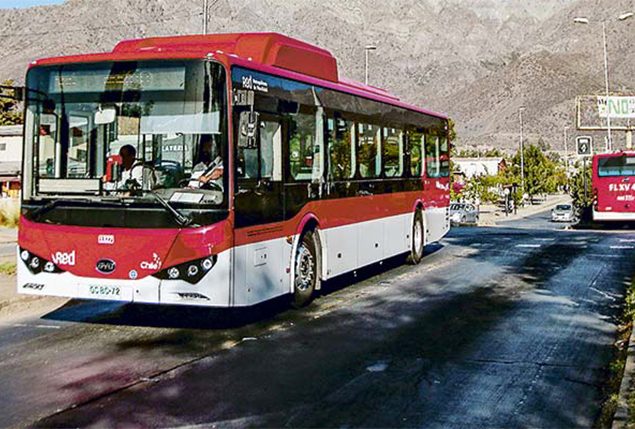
[407,209,425,264]
[292,230,319,308]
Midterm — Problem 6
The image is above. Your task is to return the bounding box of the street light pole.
[574,13,634,151]
[519,106,525,194]
[563,125,569,171]
[364,45,376,85]
[601,22,612,150]
[203,0,208,35]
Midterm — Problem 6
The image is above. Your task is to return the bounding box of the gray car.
[551,204,574,222]
[450,203,479,225]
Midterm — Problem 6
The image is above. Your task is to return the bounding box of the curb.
[478,195,571,226]
[613,319,635,428]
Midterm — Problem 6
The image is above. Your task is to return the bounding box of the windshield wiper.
[30,197,92,220]
[146,191,194,227]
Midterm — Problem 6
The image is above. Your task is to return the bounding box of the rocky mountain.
[0,0,631,152]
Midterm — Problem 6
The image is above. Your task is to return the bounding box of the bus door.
[235,112,284,228]
[233,111,287,305]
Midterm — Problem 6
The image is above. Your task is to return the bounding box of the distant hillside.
[0,0,631,152]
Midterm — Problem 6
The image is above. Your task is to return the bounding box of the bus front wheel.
[407,209,425,264]
[292,230,319,308]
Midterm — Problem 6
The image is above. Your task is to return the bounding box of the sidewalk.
[0,226,17,243]
[478,194,572,226]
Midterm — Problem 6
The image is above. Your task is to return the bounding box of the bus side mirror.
[238,111,259,149]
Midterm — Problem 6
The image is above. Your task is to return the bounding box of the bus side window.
[327,117,355,180]
[288,111,318,181]
[259,120,282,181]
[383,127,404,177]
[408,129,424,177]
[357,123,380,178]
[426,134,441,178]
[439,134,450,177]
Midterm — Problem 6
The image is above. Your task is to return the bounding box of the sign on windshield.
[48,66,186,93]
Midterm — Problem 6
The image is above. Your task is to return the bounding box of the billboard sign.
[597,96,635,119]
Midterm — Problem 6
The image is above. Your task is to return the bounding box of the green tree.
[506,144,561,202]
[0,80,23,125]
[569,160,593,219]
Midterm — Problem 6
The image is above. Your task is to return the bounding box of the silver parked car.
[450,203,479,225]
[551,204,574,222]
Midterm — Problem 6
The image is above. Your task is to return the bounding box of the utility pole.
[203,0,208,35]
[519,106,525,194]
[601,22,612,150]
[364,45,376,85]
[563,125,569,172]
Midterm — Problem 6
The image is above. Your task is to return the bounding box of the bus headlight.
[167,267,180,279]
[19,248,64,275]
[153,255,217,284]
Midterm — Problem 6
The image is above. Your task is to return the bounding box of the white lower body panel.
[17,248,233,307]
[593,209,635,221]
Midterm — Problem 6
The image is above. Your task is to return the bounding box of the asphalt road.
[1,211,634,428]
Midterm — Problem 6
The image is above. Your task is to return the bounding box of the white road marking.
[619,239,635,243]
[610,245,634,250]
[534,238,555,241]
[516,244,541,248]
[590,287,617,301]
[6,323,61,330]
[366,362,389,372]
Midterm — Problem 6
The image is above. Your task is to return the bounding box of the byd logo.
[51,251,76,266]
[98,235,115,245]
[96,259,116,274]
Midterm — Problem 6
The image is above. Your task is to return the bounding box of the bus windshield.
[598,155,635,177]
[25,60,227,207]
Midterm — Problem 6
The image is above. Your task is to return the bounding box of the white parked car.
[551,204,574,222]
[450,203,479,225]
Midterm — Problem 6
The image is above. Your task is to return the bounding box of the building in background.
[0,125,22,198]
[453,157,506,179]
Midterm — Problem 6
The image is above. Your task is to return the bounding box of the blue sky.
[0,0,64,8]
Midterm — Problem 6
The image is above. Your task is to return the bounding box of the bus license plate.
[85,285,127,300]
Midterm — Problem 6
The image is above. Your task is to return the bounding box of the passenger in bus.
[117,144,156,191]
[189,134,224,189]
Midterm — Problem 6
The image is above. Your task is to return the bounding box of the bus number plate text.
[88,285,121,298]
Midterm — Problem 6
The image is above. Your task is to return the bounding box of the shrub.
[0,198,20,227]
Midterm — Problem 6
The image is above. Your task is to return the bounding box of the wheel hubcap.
[296,245,314,292]
[413,220,423,254]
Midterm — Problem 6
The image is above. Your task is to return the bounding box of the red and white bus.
[18,33,450,307]
[593,151,635,221]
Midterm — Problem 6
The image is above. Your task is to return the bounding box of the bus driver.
[189,135,224,189]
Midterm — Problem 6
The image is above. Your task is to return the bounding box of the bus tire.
[407,209,425,265]
[292,230,319,308]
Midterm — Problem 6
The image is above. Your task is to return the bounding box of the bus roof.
[30,32,447,120]
[594,151,635,159]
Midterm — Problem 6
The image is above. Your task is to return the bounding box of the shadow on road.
[32,227,633,428]
[40,244,445,331]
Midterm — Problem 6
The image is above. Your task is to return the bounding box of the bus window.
[357,123,380,178]
[260,120,282,181]
[383,127,404,177]
[289,112,317,181]
[426,134,441,178]
[67,115,89,178]
[439,134,450,177]
[408,130,424,177]
[328,117,355,180]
